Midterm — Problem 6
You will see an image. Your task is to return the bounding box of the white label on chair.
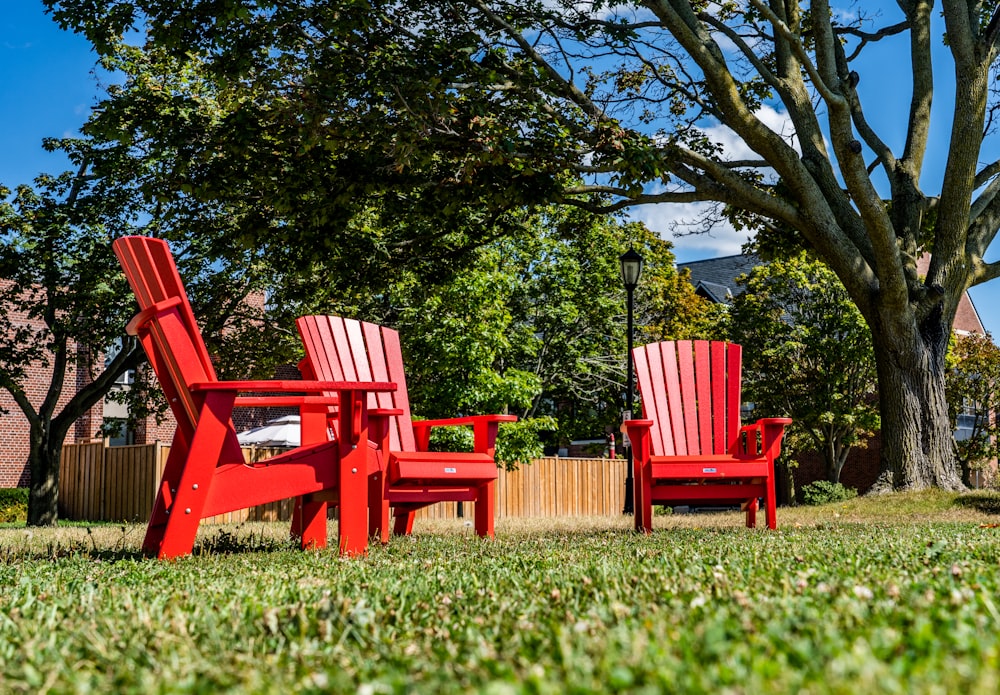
[444,467,457,473]
[703,467,717,473]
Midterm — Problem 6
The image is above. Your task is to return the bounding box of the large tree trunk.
[869,327,964,493]
[27,424,63,527]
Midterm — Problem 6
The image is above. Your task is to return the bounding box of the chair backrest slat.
[297,315,416,452]
[660,342,684,455]
[345,319,374,395]
[634,340,743,457]
[633,345,667,456]
[711,341,727,450]
[725,343,742,448]
[694,340,713,454]
[676,341,699,453]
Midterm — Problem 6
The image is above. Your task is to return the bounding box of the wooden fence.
[58,442,627,523]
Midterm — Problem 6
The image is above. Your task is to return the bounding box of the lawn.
[2,490,1000,693]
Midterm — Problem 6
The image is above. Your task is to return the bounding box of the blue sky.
[3,1,1000,334]
[1,2,98,186]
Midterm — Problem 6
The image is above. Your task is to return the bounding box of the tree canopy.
[43,0,1000,490]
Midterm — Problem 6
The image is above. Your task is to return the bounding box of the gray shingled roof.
[677,254,761,303]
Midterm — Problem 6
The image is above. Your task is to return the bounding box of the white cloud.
[627,105,797,262]
[701,104,800,161]
[630,201,751,263]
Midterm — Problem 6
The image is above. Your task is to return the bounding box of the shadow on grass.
[955,490,1000,514]
[0,521,298,562]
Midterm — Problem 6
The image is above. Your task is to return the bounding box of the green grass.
[2,491,1000,693]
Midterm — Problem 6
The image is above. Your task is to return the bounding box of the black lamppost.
[620,247,643,515]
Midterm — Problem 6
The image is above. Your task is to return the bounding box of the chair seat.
[386,487,480,504]
[388,451,498,485]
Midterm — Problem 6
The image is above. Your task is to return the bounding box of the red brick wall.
[792,435,882,499]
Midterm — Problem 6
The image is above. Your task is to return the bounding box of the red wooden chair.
[623,340,791,533]
[296,315,517,541]
[113,237,394,559]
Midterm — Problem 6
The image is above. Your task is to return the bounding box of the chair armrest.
[411,414,518,454]
[736,418,792,458]
[413,414,519,429]
[622,419,654,430]
[755,417,793,426]
[234,395,341,407]
[125,296,183,335]
[194,380,395,445]
[622,419,654,464]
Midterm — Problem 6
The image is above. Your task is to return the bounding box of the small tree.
[0,168,143,525]
[728,253,879,485]
[945,333,1000,486]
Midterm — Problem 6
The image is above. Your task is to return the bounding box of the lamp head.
[619,247,644,290]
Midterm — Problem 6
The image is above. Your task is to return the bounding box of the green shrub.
[426,416,556,471]
[0,488,28,523]
[801,480,858,506]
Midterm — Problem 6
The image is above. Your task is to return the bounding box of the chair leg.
[368,471,390,544]
[337,448,368,557]
[393,509,416,536]
[745,497,758,528]
[289,497,304,540]
[149,411,230,559]
[765,472,778,530]
[143,439,188,557]
[296,498,329,550]
[632,457,643,533]
[474,481,495,538]
[638,461,654,534]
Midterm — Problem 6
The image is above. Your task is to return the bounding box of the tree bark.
[869,326,965,493]
[26,425,64,527]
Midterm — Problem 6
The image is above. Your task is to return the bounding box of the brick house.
[680,254,989,498]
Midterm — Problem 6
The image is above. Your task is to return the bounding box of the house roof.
[678,253,760,303]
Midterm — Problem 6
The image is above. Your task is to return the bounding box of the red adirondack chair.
[296,315,517,541]
[113,237,394,559]
[622,340,791,533]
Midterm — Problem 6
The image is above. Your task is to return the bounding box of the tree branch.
[975,159,1000,189]
[748,0,845,107]
[971,258,1000,287]
[696,11,782,91]
[986,8,1000,52]
[466,0,610,123]
[900,0,934,168]
[837,21,910,62]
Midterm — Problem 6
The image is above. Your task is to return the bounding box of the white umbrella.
[237,414,302,448]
